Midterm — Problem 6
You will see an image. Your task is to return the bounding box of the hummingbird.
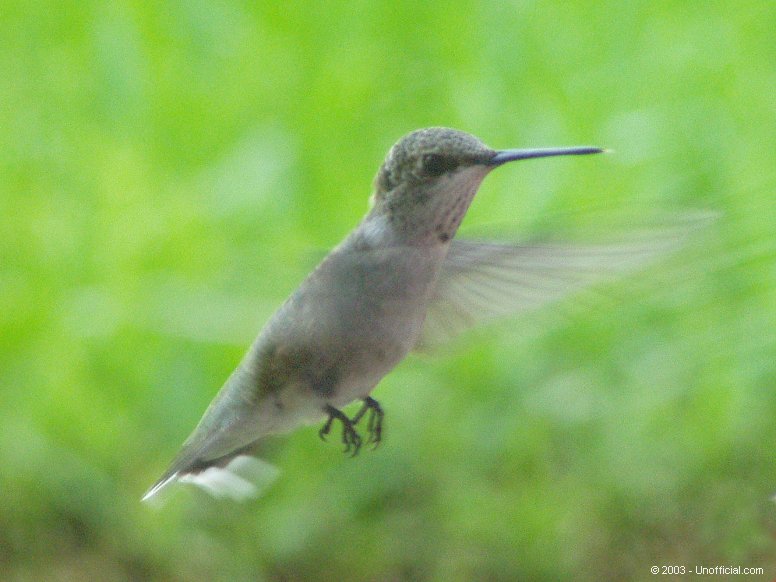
[142,127,688,502]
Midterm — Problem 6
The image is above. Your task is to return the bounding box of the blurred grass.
[2,1,775,580]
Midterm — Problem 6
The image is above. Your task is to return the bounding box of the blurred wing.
[418,220,709,349]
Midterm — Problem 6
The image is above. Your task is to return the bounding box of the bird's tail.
[141,448,280,503]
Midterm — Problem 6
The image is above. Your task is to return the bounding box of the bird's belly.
[249,244,445,422]
[315,296,425,400]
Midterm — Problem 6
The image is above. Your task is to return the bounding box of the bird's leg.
[318,414,335,441]
[320,404,362,456]
[351,397,384,447]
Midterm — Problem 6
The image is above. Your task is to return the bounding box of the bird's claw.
[352,397,384,449]
[342,422,362,456]
[318,415,334,442]
[320,398,383,455]
[321,404,362,456]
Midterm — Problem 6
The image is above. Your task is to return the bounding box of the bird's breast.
[256,242,446,399]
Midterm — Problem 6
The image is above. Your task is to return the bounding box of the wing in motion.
[419,215,714,348]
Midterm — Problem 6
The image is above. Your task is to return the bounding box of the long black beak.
[487,146,605,166]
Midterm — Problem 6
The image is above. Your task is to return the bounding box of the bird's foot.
[351,396,384,448]
[319,404,362,456]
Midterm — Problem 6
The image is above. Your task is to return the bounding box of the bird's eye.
[421,154,457,177]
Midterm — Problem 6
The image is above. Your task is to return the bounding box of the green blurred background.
[2,1,775,580]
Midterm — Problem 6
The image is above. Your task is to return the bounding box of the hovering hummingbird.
[143,127,691,502]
